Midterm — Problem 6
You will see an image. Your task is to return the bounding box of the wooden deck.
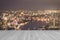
[0,30,60,40]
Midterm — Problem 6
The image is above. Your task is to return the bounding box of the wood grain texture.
[0,30,60,40]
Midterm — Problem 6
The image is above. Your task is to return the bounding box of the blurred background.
[0,0,60,10]
[0,0,60,30]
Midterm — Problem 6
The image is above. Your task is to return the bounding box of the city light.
[0,10,60,30]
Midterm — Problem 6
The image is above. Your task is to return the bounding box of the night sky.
[0,0,60,10]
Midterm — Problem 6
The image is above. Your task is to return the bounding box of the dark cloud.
[0,0,60,10]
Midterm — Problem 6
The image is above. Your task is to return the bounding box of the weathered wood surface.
[0,30,60,40]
